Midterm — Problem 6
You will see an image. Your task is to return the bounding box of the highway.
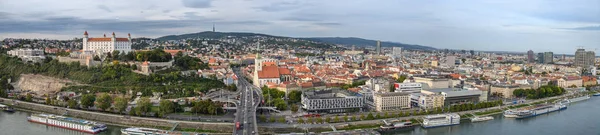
[233,68,262,135]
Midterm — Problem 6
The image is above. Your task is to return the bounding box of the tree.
[360,114,365,120]
[298,118,304,124]
[290,104,299,113]
[396,75,407,83]
[384,112,389,118]
[45,97,52,105]
[272,98,288,110]
[316,117,323,123]
[269,117,276,123]
[25,93,33,102]
[325,117,331,123]
[278,116,286,123]
[68,99,78,109]
[288,91,302,103]
[334,116,340,123]
[343,115,348,122]
[351,115,357,121]
[114,97,128,114]
[367,113,375,120]
[80,94,96,109]
[307,117,314,124]
[159,100,175,117]
[136,97,152,116]
[96,93,112,111]
[376,113,381,119]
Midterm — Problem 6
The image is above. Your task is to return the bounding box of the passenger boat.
[470,116,494,122]
[513,103,567,119]
[376,120,415,133]
[422,113,460,128]
[569,95,590,103]
[0,104,15,113]
[121,127,184,135]
[27,114,107,134]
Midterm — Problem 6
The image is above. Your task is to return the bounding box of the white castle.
[82,31,132,54]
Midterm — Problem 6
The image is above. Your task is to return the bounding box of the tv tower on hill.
[212,23,215,32]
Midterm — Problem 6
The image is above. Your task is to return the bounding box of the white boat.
[422,113,460,128]
[569,95,590,103]
[121,127,181,135]
[27,114,107,134]
[593,93,600,96]
[514,103,567,119]
[470,116,494,122]
[503,110,528,118]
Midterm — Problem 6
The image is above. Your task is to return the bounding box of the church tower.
[253,42,262,87]
[83,31,88,50]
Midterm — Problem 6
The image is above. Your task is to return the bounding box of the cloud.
[562,26,600,31]
[256,1,305,12]
[97,5,112,13]
[313,22,342,26]
[181,0,213,8]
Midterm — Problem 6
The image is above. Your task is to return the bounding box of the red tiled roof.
[87,37,129,42]
[258,66,280,78]
[279,68,291,75]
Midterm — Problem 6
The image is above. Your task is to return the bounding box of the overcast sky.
[0,0,599,54]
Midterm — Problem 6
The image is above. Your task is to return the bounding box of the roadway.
[232,68,262,135]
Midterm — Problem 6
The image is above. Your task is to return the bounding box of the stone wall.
[0,97,233,133]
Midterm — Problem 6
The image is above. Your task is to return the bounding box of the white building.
[394,82,422,93]
[82,31,132,54]
[392,47,402,59]
[7,48,46,62]
[366,78,390,93]
[373,92,411,112]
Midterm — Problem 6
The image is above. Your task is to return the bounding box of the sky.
[0,0,599,54]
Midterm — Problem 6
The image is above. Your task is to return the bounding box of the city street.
[233,68,261,135]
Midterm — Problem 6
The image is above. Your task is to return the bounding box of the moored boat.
[470,116,494,122]
[514,103,567,119]
[592,93,600,97]
[0,104,15,113]
[121,127,183,135]
[376,121,415,133]
[27,114,107,134]
[422,113,460,128]
[569,95,590,103]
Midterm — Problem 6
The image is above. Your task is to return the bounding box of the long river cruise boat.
[504,103,567,119]
[27,114,107,134]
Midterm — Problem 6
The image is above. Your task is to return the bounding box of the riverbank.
[0,97,232,134]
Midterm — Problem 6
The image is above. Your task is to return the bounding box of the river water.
[1,97,599,135]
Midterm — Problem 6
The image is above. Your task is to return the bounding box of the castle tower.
[83,31,89,50]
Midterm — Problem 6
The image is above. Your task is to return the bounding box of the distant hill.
[156,32,437,50]
[300,37,437,50]
[156,31,281,41]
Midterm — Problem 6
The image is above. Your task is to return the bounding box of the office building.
[537,52,553,64]
[373,92,411,112]
[376,41,382,55]
[575,49,596,68]
[394,82,423,93]
[393,47,402,58]
[301,89,364,113]
[422,88,482,106]
[527,50,534,63]
[417,93,445,109]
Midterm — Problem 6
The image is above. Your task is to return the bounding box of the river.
[1,97,599,135]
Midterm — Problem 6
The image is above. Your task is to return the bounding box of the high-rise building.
[544,52,553,64]
[376,41,381,55]
[527,50,535,63]
[537,53,544,64]
[575,49,596,68]
[393,47,402,59]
